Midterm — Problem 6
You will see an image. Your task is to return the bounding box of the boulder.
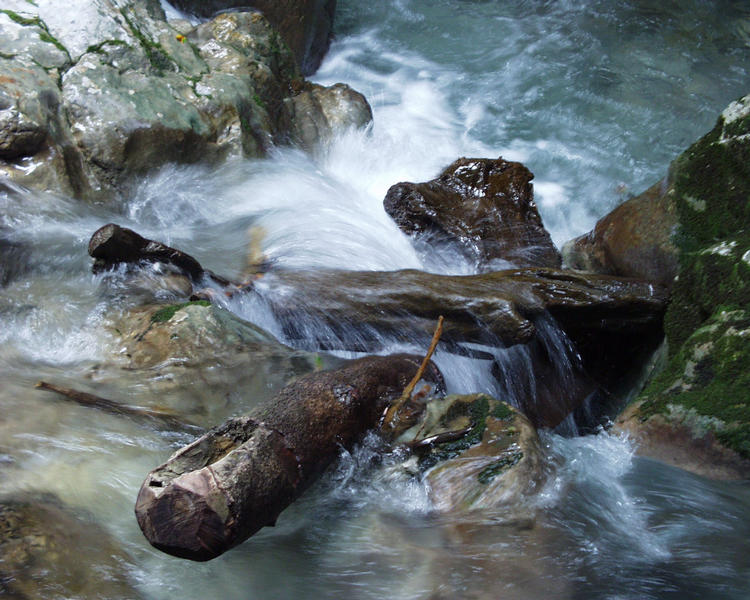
[91,301,335,426]
[397,394,546,512]
[0,494,142,599]
[615,94,750,478]
[254,267,667,429]
[383,157,562,271]
[167,0,337,75]
[285,82,372,151]
[562,179,679,287]
[135,353,442,560]
[0,1,365,201]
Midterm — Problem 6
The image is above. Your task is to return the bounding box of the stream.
[2,0,750,598]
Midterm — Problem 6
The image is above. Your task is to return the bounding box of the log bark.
[135,354,443,561]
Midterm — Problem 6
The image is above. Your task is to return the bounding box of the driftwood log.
[135,354,443,561]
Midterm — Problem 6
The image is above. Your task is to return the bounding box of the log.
[88,223,231,286]
[135,354,443,561]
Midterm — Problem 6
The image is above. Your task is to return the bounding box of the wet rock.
[384,157,562,270]
[168,0,337,75]
[256,266,667,356]
[0,493,142,599]
[92,301,334,426]
[255,267,667,429]
[285,82,373,151]
[0,1,366,201]
[615,93,750,478]
[0,236,31,287]
[562,179,679,287]
[398,394,546,512]
[136,353,441,560]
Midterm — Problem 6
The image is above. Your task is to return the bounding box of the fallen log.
[135,354,443,561]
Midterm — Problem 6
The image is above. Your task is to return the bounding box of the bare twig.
[381,315,444,432]
[35,381,197,431]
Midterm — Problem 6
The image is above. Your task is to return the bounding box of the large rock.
[0,1,366,201]
[167,0,336,75]
[90,301,335,426]
[384,157,562,271]
[562,179,679,287]
[252,267,667,428]
[615,94,750,479]
[0,494,142,599]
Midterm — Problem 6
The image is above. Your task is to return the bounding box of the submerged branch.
[35,381,197,431]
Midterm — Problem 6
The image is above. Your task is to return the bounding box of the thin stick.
[382,315,444,431]
[35,381,196,431]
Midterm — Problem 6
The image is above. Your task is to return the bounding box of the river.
[1,0,750,598]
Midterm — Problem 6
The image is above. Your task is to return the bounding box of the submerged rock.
[0,494,142,599]
[384,157,562,270]
[562,179,679,287]
[0,1,365,201]
[615,93,750,479]
[90,301,334,426]
[168,0,337,76]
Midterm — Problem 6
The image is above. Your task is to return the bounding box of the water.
[2,0,750,598]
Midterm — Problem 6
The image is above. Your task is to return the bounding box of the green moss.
[638,308,750,457]
[491,401,515,421]
[252,93,267,111]
[1,9,71,61]
[420,395,491,469]
[477,451,524,484]
[85,39,129,55]
[119,9,175,75]
[150,300,210,323]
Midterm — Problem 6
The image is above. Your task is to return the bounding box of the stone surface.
[562,179,679,287]
[92,301,333,426]
[167,0,337,75]
[397,394,546,512]
[285,82,372,151]
[384,157,562,271]
[0,494,142,599]
[136,353,442,560]
[616,93,750,478]
[0,1,365,201]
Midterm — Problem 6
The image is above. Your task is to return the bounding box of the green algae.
[150,300,210,324]
[477,451,524,485]
[1,9,71,62]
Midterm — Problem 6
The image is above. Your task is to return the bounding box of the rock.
[285,82,373,151]
[615,93,750,478]
[383,157,562,271]
[167,0,337,75]
[135,353,442,560]
[0,493,142,599]
[254,267,667,429]
[397,394,546,512]
[562,179,679,287]
[92,301,334,426]
[0,2,366,201]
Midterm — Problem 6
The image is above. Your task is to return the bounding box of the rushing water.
[2,1,750,598]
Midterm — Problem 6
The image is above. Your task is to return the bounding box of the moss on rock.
[621,95,750,474]
[150,300,210,323]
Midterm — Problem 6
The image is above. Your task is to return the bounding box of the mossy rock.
[396,394,546,512]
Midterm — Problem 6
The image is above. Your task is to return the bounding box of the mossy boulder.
[396,394,545,512]
[616,94,750,478]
